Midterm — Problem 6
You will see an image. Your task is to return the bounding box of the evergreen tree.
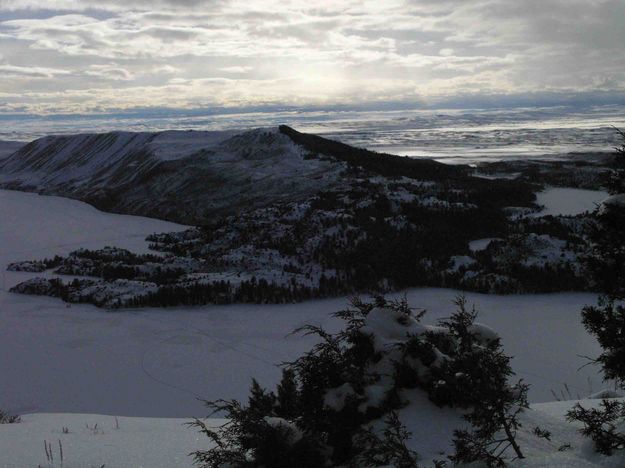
[579,130,625,381]
[569,129,625,455]
[247,379,276,416]
[190,296,524,467]
[276,369,299,419]
[567,399,625,455]
[353,412,420,468]
[434,298,528,466]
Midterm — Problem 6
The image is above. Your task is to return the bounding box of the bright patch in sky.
[0,0,624,114]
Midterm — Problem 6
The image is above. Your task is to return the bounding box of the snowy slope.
[0,412,219,468]
[2,399,625,468]
[0,141,23,161]
[0,128,344,223]
[399,396,625,467]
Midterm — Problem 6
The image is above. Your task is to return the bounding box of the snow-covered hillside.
[10,126,582,304]
[0,128,345,223]
[0,141,23,161]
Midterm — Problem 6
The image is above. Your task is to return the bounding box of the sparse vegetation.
[0,409,20,424]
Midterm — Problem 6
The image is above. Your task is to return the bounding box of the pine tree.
[247,379,275,417]
[190,296,524,467]
[276,369,299,419]
[580,130,625,382]
[440,298,529,466]
[567,399,625,455]
[353,412,419,468]
[569,129,625,455]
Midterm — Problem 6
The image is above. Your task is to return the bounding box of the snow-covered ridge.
[0,140,23,161]
[0,128,344,223]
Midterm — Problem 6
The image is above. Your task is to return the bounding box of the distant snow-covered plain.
[2,104,624,163]
[0,189,609,421]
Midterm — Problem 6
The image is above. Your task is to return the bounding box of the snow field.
[1,188,623,467]
[532,187,608,217]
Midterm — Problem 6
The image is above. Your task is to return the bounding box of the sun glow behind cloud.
[0,0,624,115]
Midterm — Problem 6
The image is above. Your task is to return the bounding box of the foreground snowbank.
[0,413,218,468]
[2,398,625,468]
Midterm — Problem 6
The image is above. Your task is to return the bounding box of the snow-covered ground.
[0,412,220,468]
[468,237,502,252]
[0,141,22,161]
[0,188,608,418]
[386,395,625,467]
[533,187,608,217]
[1,188,623,467]
[2,401,624,467]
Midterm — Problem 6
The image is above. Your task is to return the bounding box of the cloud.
[219,66,253,74]
[0,0,225,12]
[151,64,180,74]
[0,63,70,78]
[0,0,623,114]
[85,64,134,80]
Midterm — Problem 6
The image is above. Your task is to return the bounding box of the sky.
[0,0,624,116]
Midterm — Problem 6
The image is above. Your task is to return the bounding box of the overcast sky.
[0,0,623,115]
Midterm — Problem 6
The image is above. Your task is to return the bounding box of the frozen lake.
[0,189,607,418]
[533,187,609,217]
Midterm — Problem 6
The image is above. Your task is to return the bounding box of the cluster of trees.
[462,263,585,294]
[69,247,162,264]
[11,173,591,307]
[125,278,321,308]
[191,296,528,467]
[479,158,612,191]
[308,193,589,294]
[13,276,329,309]
[278,125,466,181]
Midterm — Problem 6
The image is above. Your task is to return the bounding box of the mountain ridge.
[0,126,462,224]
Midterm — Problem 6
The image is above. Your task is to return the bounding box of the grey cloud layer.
[0,0,623,114]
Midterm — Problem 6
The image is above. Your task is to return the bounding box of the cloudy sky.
[0,0,623,115]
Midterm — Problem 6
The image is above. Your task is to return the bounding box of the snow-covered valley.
[1,188,623,467]
[0,188,607,413]
[4,127,615,309]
